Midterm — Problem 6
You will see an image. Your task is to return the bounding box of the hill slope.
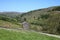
[21,6,60,20]
[0,12,21,18]
[0,20,21,28]
[20,6,60,34]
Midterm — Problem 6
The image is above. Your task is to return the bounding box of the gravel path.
[0,27,60,39]
[38,32,60,38]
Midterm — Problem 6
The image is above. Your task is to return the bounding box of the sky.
[0,0,60,12]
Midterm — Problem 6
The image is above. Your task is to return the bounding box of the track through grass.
[0,29,60,40]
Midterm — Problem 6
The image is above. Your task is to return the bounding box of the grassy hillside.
[0,29,60,40]
[21,6,60,20]
[0,20,22,28]
[20,6,60,34]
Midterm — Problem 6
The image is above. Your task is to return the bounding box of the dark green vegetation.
[0,6,60,35]
[0,29,60,40]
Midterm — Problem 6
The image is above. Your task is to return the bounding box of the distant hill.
[0,12,22,18]
[0,12,23,23]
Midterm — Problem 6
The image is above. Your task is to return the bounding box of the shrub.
[40,14,50,19]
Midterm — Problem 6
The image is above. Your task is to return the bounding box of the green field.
[0,29,60,40]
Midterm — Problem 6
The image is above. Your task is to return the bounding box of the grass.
[0,20,22,28]
[0,29,60,40]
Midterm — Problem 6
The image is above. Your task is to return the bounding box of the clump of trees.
[52,6,60,11]
[40,14,50,19]
[0,15,17,22]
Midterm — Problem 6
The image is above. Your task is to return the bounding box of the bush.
[41,14,50,19]
[0,16,17,22]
